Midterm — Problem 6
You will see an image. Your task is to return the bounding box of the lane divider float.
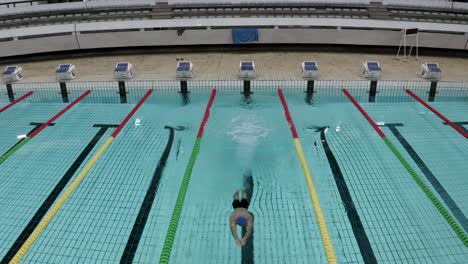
[10,89,153,263]
[120,126,177,263]
[278,89,337,264]
[159,89,217,264]
[343,88,468,247]
[0,90,91,165]
[318,127,377,264]
[0,91,33,113]
[405,89,468,139]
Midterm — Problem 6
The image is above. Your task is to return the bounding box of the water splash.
[226,114,270,167]
[335,121,342,133]
[134,118,142,126]
[226,114,270,145]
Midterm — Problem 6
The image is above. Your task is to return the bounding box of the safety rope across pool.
[278,88,337,264]
[159,89,217,264]
[343,88,468,247]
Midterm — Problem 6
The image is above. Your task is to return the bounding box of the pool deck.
[1,51,468,84]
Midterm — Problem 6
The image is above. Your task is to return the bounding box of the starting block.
[56,64,76,81]
[301,61,319,80]
[239,61,255,80]
[114,62,134,80]
[421,63,441,80]
[362,61,382,80]
[2,66,23,83]
[176,61,193,80]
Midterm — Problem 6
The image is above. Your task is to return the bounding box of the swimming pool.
[0,80,467,263]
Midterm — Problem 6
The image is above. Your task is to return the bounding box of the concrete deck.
[1,51,467,83]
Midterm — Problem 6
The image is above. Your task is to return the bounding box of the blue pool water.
[0,87,467,263]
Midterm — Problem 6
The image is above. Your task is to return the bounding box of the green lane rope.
[383,137,468,247]
[160,139,201,264]
[343,88,467,247]
[0,137,31,165]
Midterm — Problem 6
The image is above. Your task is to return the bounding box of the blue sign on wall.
[232,28,259,44]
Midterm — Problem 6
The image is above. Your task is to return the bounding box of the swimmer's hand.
[240,239,247,246]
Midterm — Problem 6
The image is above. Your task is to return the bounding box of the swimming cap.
[236,216,247,226]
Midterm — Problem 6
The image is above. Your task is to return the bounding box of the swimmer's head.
[236,216,247,226]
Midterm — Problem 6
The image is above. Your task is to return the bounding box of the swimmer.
[229,189,253,247]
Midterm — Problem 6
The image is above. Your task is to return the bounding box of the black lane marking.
[2,122,55,155]
[120,126,176,264]
[443,121,468,135]
[242,171,254,264]
[319,128,377,264]
[181,94,190,106]
[383,123,468,233]
[0,124,118,264]
[176,138,181,160]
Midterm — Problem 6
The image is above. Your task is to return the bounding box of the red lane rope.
[197,89,217,138]
[0,91,33,113]
[342,89,386,138]
[111,89,153,138]
[278,89,299,138]
[406,89,468,139]
[29,90,91,139]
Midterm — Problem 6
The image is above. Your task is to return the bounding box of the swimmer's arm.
[230,215,241,241]
[241,216,253,242]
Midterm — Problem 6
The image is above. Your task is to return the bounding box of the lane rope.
[120,126,176,263]
[9,89,153,263]
[29,90,92,139]
[343,88,468,247]
[159,89,217,264]
[405,89,468,139]
[0,90,91,165]
[0,91,33,113]
[278,89,337,264]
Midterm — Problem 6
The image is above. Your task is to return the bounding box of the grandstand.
[0,0,467,58]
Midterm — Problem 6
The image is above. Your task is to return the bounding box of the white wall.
[76,29,233,49]
[1,18,468,58]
